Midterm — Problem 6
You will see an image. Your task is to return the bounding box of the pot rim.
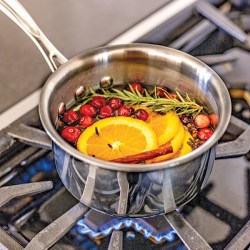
[39,43,231,172]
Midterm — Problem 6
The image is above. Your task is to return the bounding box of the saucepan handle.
[0,0,67,72]
[215,116,250,159]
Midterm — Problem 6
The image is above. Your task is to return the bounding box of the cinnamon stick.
[111,144,173,163]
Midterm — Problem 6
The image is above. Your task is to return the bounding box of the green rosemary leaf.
[73,98,90,111]
[176,91,185,102]
[144,89,151,98]
[74,85,203,116]
[123,89,137,98]
[153,86,158,99]
[112,88,124,95]
[128,84,137,94]
[184,93,190,102]
[89,87,96,94]
[100,88,108,95]
[136,89,143,97]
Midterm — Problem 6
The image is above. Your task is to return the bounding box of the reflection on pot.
[54,143,216,217]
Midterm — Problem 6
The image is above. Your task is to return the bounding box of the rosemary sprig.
[73,86,203,115]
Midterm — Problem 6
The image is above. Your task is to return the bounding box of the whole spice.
[111,144,173,163]
[187,123,198,138]
[180,114,193,125]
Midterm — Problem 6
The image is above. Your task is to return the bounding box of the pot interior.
[39,43,231,172]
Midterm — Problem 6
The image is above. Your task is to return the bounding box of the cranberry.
[134,109,149,121]
[62,110,79,124]
[129,82,143,94]
[156,87,167,97]
[79,104,97,117]
[197,128,214,141]
[118,105,134,116]
[91,96,107,108]
[167,92,178,99]
[109,98,123,109]
[180,114,193,125]
[194,114,210,128]
[61,126,81,143]
[209,113,218,128]
[98,105,114,118]
[78,116,94,128]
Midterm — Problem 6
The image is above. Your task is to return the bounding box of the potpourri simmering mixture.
[56,83,218,164]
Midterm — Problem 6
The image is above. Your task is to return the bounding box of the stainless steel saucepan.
[0,0,232,217]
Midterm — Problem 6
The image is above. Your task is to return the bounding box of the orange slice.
[147,111,180,146]
[174,130,193,158]
[147,122,185,163]
[77,117,158,161]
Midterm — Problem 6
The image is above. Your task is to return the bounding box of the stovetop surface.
[1,148,249,249]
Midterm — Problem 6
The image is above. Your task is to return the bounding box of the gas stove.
[0,0,250,249]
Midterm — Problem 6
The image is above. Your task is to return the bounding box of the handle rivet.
[58,102,66,115]
[100,76,113,88]
[75,86,86,100]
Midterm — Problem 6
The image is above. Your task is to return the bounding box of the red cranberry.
[61,126,81,143]
[109,98,122,109]
[129,82,143,94]
[98,105,114,118]
[194,114,210,128]
[91,96,107,108]
[118,105,134,116]
[209,113,218,128]
[156,87,167,97]
[79,104,96,117]
[62,110,79,124]
[78,116,94,128]
[180,114,193,125]
[197,128,214,141]
[167,92,178,99]
[134,109,149,121]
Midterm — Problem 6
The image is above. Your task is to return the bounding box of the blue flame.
[76,218,176,243]
[144,230,151,239]
[113,221,123,230]
[17,156,55,184]
[77,219,86,227]
[124,219,133,227]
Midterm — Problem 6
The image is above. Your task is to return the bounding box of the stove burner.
[76,215,176,244]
